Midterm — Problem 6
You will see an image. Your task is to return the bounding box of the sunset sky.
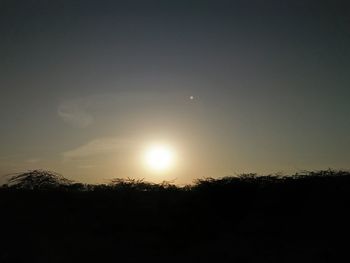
[1,0,349,184]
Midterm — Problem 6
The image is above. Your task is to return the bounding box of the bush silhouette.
[5,169,72,190]
[108,178,179,192]
[1,169,350,263]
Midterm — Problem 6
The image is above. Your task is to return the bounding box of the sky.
[0,0,349,184]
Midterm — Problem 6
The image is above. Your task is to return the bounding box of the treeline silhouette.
[1,169,350,262]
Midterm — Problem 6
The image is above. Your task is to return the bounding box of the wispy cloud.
[62,137,136,161]
[57,91,194,128]
[57,99,94,128]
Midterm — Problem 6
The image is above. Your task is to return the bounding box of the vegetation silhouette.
[0,169,349,262]
[4,170,72,190]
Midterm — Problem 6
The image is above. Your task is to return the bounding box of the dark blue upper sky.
[0,0,349,183]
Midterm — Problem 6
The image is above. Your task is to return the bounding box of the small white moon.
[190,96,194,100]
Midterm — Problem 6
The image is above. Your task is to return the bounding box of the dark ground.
[0,170,349,262]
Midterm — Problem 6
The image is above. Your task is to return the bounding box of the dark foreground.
[1,170,350,263]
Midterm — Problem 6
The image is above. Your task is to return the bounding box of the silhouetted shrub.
[4,169,73,190]
[0,169,350,263]
[108,178,179,192]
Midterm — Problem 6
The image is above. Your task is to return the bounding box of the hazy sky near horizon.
[1,0,349,184]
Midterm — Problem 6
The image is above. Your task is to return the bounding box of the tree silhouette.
[5,169,72,190]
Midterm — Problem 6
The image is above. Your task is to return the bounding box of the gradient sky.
[1,0,349,184]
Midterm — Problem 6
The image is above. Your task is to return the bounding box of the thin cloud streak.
[57,100,94,128]
[62,137,136,162]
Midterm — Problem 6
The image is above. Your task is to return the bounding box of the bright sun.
[144,144,175,172]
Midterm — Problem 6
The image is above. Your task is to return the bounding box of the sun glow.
[144,144,175,172]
